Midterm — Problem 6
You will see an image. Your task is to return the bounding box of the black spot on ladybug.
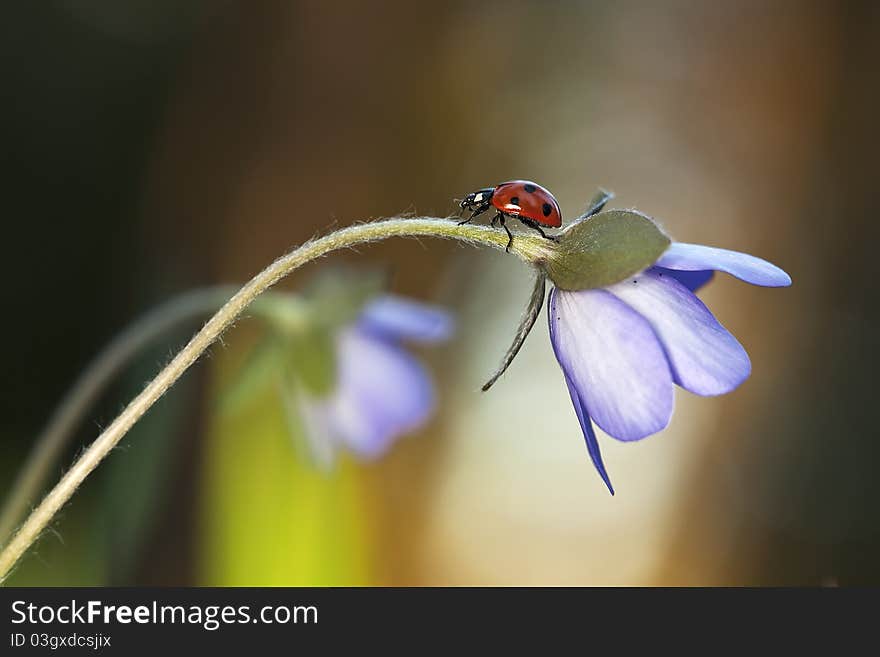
[542,203,552,217]
[524,183,537,193]
[510,196,520,206]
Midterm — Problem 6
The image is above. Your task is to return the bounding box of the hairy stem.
[0,218,551,581]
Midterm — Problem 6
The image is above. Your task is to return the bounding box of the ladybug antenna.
[482,271,547,392]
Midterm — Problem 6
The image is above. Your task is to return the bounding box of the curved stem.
[0,218,551,581]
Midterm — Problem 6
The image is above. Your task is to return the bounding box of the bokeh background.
[2,0,878,586]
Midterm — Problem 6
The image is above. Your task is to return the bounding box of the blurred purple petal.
[358,295,454,344]
[651,266,714,292]
[563,373,614,495]
[609,270,751,396]
[656,242,791,287]
[325,328,435,459]
[549,288,673,441]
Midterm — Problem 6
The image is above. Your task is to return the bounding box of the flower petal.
[357,295,454,344]
[327,328,435,458]
[562,373,614,494]
[609,270,751,396]
[549,287,673,441]
[651,266,714,293]
[655,242,791,287]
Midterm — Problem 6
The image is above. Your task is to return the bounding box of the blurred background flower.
[297,295,453,465]
[2,0,878,585]
[222,274,453,467]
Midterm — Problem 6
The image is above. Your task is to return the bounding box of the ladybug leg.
[528,224,550,239]
[533,225,560,243]
[520,219,559,243]
[473,203,491,219]
[457,203,491,225]
[497,214,514,252]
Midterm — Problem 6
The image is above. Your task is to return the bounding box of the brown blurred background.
[2,0,878,585]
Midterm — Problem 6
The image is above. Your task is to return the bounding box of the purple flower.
[301,295,453,465]
[549,242,791,494]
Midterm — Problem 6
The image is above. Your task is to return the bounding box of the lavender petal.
[549,288,674,442]
[651,266,714,293]
[357,295,454,344]
[609,270,751,396]
[563,373,614,494]
[655,242,791,287]
[327,328,435,458]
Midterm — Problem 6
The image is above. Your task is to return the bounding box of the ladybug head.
[460,187,496,211]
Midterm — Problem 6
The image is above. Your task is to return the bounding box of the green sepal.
[543,209,671,290]
[218,336,285,415]
[304,267,387,330]
[283,325,338,397]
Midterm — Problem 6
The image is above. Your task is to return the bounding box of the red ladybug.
[459,180,562,251]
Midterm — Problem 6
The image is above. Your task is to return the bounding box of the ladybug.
[459,180,562,251]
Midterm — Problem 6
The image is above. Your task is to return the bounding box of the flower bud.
[540,209,671,291]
